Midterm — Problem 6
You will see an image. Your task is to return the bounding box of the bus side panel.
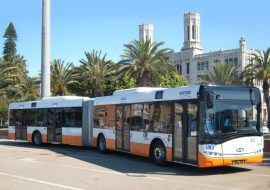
[130,131,172,161]
[62,127,82,146]
[82,100,94,147]
[8,126,15,140]
[93,128,116,150]
[27,127,48,143]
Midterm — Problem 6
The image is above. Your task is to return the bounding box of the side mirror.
[206,92,213,109]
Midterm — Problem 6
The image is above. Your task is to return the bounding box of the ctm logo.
[236,148,244,152]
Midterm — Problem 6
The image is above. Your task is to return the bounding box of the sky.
[0,0,269,76]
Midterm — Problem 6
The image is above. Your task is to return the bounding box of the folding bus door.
[46,108,62,143]
[15,109,27,140]
[173,102,198,164]
[116,105,131,151]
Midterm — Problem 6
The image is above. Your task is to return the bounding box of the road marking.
[18,157,43,163]
[0,171,84,190]
[61,165,124,176]
[242,173,270,177]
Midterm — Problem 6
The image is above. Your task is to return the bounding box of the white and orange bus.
[8,85,264,167]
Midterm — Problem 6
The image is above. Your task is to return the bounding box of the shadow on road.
[1,140,268,177]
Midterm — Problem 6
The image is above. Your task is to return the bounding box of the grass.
[0,126,8,130]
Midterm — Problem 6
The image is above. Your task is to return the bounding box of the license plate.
[232,160,246,165]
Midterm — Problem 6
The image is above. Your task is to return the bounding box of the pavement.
[0,139,269,190]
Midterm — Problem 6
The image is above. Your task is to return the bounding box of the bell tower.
[182,12,202,50]
[139,23,154,43]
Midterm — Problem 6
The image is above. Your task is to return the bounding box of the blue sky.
[0,0,269,76]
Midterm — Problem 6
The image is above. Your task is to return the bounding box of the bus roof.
[9,96,92,109]
[95,85,201,105]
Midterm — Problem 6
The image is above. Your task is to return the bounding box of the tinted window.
[27,109,46,127]
[62,107,82,128]
[130,104,143,131]
[148,102,172,133]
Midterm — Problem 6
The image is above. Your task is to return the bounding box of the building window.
[225,59,228,64]
[176,65,180,73]
[229,58,233,64]
[197,62,201,71]
[187,26,190,40]
[186,63,190,74]
[214,59,220,64]
[234,58,238,65]
[192,25,195,39]
[201,62,205,70]
[180,65,182,75]
[205,61,209,70]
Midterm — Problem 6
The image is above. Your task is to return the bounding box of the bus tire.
[151,140,166,166]
[32,131,42,146]
[97,134,106,153]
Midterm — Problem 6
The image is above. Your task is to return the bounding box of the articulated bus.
[8,85,264,167]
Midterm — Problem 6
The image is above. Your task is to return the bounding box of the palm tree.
[250,48,270,127]
[0,57,22,96]
[198,63,240,85]
[16,75,40,101]
[121,39,175,87]
[77,50,115,97]
[241,59,256,87]
[51,59,77,96]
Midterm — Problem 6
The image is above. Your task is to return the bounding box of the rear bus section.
[8,97,95,147]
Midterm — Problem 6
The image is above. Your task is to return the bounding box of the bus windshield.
[202,87,261,141]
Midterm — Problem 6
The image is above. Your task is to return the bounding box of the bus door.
[173,102,198,164]
[14,109,27,140]
[116,105,131,151]
[46,108,62,143]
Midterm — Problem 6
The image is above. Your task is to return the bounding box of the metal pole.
[41,0,50,98]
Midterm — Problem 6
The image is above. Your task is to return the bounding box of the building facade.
[139,12,267,122]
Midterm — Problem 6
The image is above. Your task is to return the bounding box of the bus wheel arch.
[32,130,42,146]
[150,138,166,166]
[97,133,106,153]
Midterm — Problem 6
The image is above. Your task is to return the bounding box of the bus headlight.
[204,151,222,157]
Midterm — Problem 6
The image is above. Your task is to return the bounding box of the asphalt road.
[0,139,269,190]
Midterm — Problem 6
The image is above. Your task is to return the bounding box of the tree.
[3,22,17,60]
[16,75,40,101]
[241,59,256,87]
[250,48,270,127]
[51,59,77,96]
[159,72,188,88]
[77,50,115,97]
[121,39,176,87]
[198,63,240,85]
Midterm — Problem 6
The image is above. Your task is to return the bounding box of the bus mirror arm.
[206,92,213,109]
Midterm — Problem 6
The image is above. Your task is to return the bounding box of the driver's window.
[188,103,197,137]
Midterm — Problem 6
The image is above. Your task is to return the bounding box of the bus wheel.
[32,131,42,146]
[97,135,106,153]
[151,141,166,166]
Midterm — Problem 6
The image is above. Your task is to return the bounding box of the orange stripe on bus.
[130,142,150,157]
[42,135,47,143]
[166,147,172,162]
[8,133,15,140]
[93,137,97,147]
[198,152,263,168]
[106,139,115,150]
[62,136,82,146]
[27,134,32,142]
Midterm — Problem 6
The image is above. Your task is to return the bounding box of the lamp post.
[41,0,50,98]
